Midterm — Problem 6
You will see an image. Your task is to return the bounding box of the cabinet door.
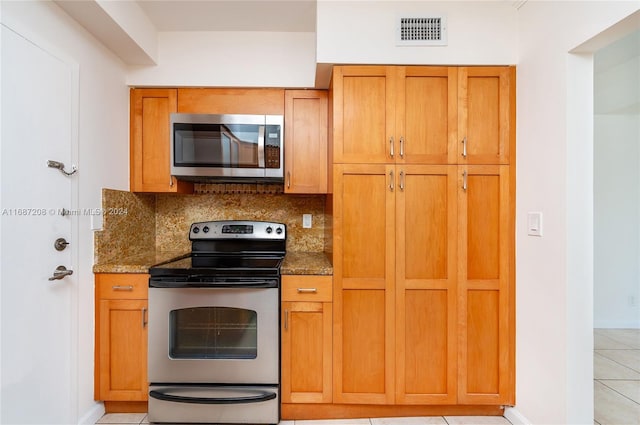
[457,165,514,405]
[284,90,328,193]
[396,67,458,164]
[332,66,396,164]
[281,301,332,403]
[177,88,285,115]
[333,164,395,404]
[458,67,514,165]
[395,165,458,404]
[97,299,148,401]
[130,88,192,193]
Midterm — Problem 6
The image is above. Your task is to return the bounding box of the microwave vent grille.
[396,16,447,46]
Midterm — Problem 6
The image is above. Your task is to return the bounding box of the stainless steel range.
[147,220,285,424]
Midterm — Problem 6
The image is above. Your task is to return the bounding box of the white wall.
[316,0,517,65]
[126,31,317,87]
[1,1,129,423]
[516,2,639,424]
[594,31,640,328]
[594,113,640,328]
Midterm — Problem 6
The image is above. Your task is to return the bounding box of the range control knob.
[203,226,209,233]
[265,226,273,234]
[193,227,200,234]
[276,227,283,235]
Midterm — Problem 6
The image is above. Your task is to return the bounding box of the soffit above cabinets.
[54,0,316,66]
[137,0,317,32]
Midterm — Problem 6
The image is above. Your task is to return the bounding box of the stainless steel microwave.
[170,113,284,183]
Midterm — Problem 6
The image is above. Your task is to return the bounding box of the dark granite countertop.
[93,250,333,276]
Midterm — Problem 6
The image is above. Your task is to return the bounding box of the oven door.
[148,286,279,384]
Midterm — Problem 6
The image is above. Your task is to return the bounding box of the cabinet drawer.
[282,276,332,302]
[96,274,148,299]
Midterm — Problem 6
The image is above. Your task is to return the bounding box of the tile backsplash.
[96,188,327,263]
[94,189,155,264]
[156,193,325,252]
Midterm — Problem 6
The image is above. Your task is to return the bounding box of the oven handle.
[149,388,277,405]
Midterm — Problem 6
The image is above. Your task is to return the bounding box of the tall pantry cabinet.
[330,65,515,407]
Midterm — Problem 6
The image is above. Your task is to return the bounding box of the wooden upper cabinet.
[458,67,515,165]
[332,66,396,164]
[332,65,514,166]
[284,90,328,194]
[457,165,514,405]
[130,88,192,193]
[177,88,285,115]
[396,67,458,164]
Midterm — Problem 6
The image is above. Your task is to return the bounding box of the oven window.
[169,307,257,359]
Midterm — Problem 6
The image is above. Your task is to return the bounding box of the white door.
[1,24,77,424]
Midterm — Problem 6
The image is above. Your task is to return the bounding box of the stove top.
[149,220,286,287]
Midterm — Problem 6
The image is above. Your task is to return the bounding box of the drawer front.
[282,275,332,302]
[96,273,148,299]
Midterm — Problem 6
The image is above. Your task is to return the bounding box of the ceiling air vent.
[396,16,447,46]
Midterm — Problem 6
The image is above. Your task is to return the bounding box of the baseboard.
[504,407,530,425]
[78,402,105,425]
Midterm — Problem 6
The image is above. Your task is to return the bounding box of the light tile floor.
[97,413,511,425]
[594,328,640,425]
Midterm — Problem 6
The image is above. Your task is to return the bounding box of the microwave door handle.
[257,125,265,168]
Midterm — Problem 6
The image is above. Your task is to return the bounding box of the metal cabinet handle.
[287,171,291,189]
[169,175,174,187]
[389,136,394,158]
[297,288,317,293]
[142,308,148,328]
[400,137,405,158]
[48,265,73,281]
[389,170,394,192]
[462,137,467,158]
[463,170,468,191]
[284,309,289,331]
[399,171,405,191]
[112,285,134,291]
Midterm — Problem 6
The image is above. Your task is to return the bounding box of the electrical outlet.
[302,214,312,229]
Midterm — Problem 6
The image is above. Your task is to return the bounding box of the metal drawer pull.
[297,288,317,293]
[284,309,289,330]
[287,171,291,188]
[400,136,405,158]
[389,170,394,192]
[463,170,468,191]
[389,136,394,158]
[399,171,405,191]
[142,308,148,328]
[462,137,467,158]
[112,285,134,291]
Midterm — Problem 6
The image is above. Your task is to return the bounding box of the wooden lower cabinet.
[95,274,149,408]
[281,276,332,404]
[321,163,513,416]
[457,165,514,405]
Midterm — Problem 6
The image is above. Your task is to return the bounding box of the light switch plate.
[302,214,312,229]
[527,212,542,236]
